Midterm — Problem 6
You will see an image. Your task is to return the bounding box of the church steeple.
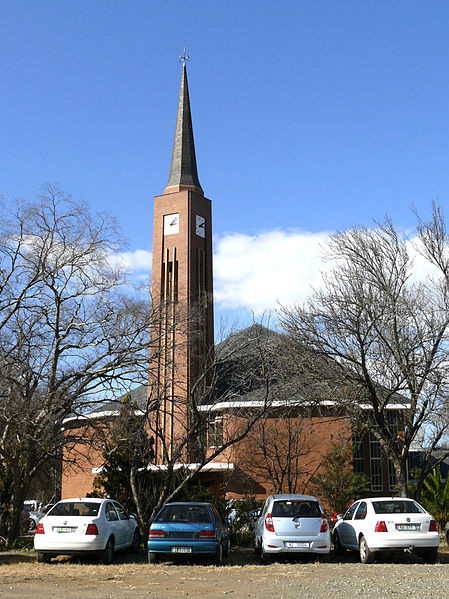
[164,62,203,195]
[150,56,214,464]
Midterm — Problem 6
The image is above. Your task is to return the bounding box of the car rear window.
[48,502,100,517]
[271,500,322,518]
[372,500,425,514]
[155,505,212,524]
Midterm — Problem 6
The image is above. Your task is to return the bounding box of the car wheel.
[37,552,51,564]
[214,542,223,566]
[421,548,438,564]
[260,544,271,563]
[333,531,345,557]
[148,552,159,564]
[130,530,141,553]
[101,537,114,565]
[223,538,230,558]
[254,537,261,555]
[359,535,374,564]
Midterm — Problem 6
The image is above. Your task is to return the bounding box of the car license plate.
[171,546,192,553]
[54,527,76,533]
[396,524,420,531]
[285,541,310,548]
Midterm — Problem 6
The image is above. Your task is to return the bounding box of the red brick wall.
[61,424,106,499]
[61,411,353,508]
[219,411,352,507]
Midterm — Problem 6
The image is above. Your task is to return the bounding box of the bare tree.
[146,323,282,524]
[0,185,153,542]
[234,335,354,497]
[280,205,449,497]
[92,323,279,533]
[310,436,369,513]
[238,406,322,495]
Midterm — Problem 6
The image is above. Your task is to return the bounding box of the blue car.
[148,502,230,564]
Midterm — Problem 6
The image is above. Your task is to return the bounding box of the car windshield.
[372,500,425,515]
[48,502,100,517]
[155,505,212,524]
[271,500,322,518]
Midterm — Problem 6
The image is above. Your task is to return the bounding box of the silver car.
[254,494,330,560]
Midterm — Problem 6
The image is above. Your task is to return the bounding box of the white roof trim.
[64,409,144,424]
[92,462,234,475]
[71,401,411,423]
[198,400,410,413]
[357,403,410,410]
[146,462,234,472]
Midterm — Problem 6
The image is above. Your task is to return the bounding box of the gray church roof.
[84,325,278,420]
[83,323,409,421]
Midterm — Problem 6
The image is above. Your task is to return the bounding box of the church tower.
[149,59,214,462]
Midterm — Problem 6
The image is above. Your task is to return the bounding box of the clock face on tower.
[163,213,179,235]
[196,215,206,238]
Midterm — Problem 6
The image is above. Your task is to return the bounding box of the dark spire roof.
[164,63,203,194]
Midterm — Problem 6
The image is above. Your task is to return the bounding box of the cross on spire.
[179,45,190,65]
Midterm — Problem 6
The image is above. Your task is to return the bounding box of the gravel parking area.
[0,548,447,599]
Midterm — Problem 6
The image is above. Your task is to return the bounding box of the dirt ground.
[0,547,448,599]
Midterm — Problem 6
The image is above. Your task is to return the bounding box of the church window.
[352,430,365,474]
[208,416,223,448]
[369,432,383,491]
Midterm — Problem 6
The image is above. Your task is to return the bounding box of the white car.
[254,494,330,560]
[34,498,140,563]
[333,497,439,563]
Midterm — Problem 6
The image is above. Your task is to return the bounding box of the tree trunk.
[129,465,148,537]
[394,457,408,498]
[8,473,26,544]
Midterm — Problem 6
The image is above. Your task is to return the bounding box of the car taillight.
[199,530,216,538]
[149,529,166,538]
[265,513,275,532]
[85,523,99,535]
[36,523,44,534]
[429,519,438,532]
[374,521,387,532]
[320,517,328,533]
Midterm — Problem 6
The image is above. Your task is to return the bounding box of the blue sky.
[1,1,449,328]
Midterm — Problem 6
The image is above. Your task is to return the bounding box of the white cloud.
[116,231,331,314]
[406,238,442,283]
[214,230,332,314]
[117,230,443,318]
[113,249,152,272]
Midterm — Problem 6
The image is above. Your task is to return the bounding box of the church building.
[61,60,405,503]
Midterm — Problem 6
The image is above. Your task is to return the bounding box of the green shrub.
[419,466,449,530]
